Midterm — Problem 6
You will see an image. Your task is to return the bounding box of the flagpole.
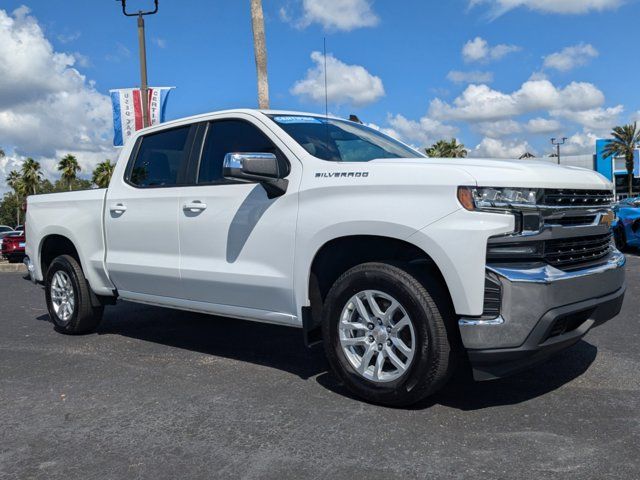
[137,13,149,128]
[116,0,159,128]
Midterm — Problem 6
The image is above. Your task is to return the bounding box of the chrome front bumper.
[459,251,626,380]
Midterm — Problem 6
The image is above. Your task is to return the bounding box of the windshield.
[269,115,422,162]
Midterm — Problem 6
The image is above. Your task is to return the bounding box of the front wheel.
[45,255,103,334]
[322,262,456,407]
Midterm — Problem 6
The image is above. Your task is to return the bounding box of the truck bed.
[26,189,115,296]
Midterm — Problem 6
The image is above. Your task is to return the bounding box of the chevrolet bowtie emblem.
[600,211,615,228]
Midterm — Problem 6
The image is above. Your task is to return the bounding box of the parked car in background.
[0,225,14,233]
[14,225,24,233]
[2,231,26,263]
[613,197,640,250]
[0,230,15,250]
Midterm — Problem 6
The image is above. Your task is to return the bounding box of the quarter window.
[128,126,192,187]
[198,120,284,184]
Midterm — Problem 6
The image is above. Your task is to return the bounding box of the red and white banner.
[110,87,174,147]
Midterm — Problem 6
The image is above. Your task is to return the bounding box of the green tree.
[6,170,24,226]
[21,158,42,196]
[58,154,81,191]
[0,193,20,228]
[92,160,115,189]
[602,123,640,196]
[425,139,468,158]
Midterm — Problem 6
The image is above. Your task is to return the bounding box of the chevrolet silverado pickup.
[25,109,625,406]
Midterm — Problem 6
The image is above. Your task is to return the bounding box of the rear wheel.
[45,255,103,334]
[322,262,456,407]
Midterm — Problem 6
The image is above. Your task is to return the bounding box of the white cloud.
[152,37,167,49]
[105,42,131,63]
[551,105,623,131]
[474,137,535,158]
[291,51,384,107]
[429,80,606,122]
[462,37,520,63]
[469,0,624,16]
[447,70,494,84]
[385,114,458,147]
[284,0,379,31]
[474,119,523,138]
[543,43,599,72]
[562,131,600,155]
[56,31,80,44]
[0,7,115,190]
[526,117,562,134]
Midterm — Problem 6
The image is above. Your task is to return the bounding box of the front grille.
[487,232,613,270]
[541,189,613,207]
[544,233,613,269]
[548,215,596,227]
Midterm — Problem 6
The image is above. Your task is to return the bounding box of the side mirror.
[223,153,288,198]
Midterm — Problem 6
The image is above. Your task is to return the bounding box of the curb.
[0,263,27,273]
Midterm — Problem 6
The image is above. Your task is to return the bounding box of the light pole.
[116,0,159,128]
[551,137,567,165]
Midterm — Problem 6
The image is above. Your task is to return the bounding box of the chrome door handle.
[110,203,127,214]
[183,201,207,212]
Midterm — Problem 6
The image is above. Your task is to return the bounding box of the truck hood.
[370,157,612,190]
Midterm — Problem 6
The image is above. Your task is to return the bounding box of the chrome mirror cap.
[222,152,287,199]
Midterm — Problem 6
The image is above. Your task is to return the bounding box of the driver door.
[178,115,300,319]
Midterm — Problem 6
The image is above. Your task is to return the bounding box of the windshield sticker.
[273,116,323,124]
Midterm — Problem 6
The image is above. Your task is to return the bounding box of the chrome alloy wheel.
[338,290,416,383]
[50,270,75,322]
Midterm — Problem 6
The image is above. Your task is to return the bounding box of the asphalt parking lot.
[1,258,639,479]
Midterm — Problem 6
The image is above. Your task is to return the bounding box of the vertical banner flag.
[110,87,174,147]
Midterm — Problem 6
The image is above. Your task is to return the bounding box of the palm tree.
[21,158,43,196]
[250,0,270,109]
[6,170,25,226]
[602,123,640,196]
[58,154,81,191]
[426,139,468,158]
[92,160,115,189]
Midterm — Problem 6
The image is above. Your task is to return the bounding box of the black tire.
[614,225,627,251]
[8,255,23,264]
[322,262,456,407]
[45,255,103,334]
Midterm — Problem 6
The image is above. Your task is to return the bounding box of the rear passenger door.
[105,124,197,299]
[177,114,300,320]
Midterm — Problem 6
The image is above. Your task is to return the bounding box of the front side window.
[198,119,283,184]
[269,115,422,162]
[128,126,191,187]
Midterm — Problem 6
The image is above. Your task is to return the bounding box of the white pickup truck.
[25,109,625,406]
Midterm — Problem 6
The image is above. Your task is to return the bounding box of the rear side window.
[128,126,191,187]
[197,120,284,184]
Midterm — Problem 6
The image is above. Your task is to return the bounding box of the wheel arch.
[302,234,454,346]
[40,234,82,277]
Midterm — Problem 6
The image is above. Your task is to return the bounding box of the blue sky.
[1,0,639,187]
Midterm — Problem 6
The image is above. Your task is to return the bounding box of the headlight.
[458,186,540,211]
